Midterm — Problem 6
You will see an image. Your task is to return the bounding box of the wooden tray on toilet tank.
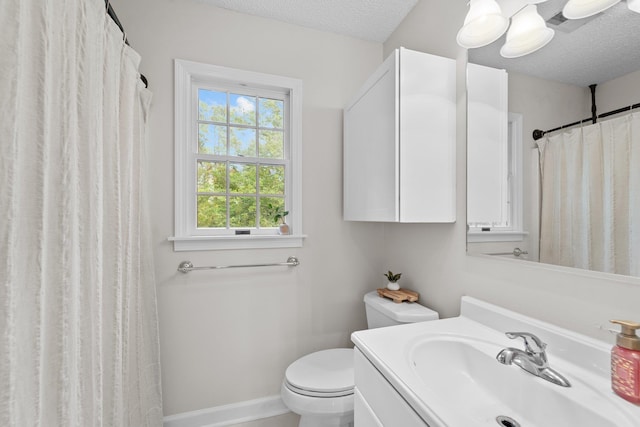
[376,288,419,303]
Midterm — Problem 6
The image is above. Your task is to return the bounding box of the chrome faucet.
[496,332,571,387]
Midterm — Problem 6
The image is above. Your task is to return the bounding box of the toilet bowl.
[281,291,439,426]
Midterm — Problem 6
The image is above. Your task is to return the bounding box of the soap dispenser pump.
[610,320,640,404]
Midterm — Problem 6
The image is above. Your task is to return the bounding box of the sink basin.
[410,335,621,427]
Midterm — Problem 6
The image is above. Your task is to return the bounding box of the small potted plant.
[264,201,289,234]
[275,208,289,235]
[383,271,402,291]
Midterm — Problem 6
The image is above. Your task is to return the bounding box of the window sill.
[168,234,306,251]
[467,230,528,243]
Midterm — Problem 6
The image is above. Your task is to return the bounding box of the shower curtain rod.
[532,102,640,141]
[105,0,148,88]
[532,82,639,141]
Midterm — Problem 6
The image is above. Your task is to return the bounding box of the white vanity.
[351,297,640,427]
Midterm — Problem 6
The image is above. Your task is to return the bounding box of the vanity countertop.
[351,296,640,427]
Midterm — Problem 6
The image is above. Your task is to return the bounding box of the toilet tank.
[364,291,439,329]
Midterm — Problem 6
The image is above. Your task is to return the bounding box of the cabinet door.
[354,388,384,427]
[354,348,429,426]
[399,48,456,223]
[344,52,399,222]
[344,48,456,223]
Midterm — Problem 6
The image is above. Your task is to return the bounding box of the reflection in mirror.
[466,0,640,277]
[467,64,525,244]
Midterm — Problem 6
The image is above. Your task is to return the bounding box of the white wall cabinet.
[343,47,456,223]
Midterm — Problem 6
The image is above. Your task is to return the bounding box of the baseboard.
[163,395,290,427]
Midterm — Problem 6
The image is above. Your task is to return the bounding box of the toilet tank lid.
[364,291,439,322]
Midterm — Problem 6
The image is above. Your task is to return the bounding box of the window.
[171,59,303,251]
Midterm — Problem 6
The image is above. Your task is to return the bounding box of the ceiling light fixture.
[457,0,631,58]
[500,4,555,58]
[457,0,553,57]
[562,0,620,19]
[456,0,510,49]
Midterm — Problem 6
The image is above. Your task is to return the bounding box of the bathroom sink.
[410,335,621,427]
[352,297,640,427]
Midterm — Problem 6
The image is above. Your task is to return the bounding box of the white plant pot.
[278,223,290,235]
[386,281,400,291]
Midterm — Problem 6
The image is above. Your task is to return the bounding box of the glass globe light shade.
[500,4,555,58]
[457,0,509,49]
[562,0,621,19]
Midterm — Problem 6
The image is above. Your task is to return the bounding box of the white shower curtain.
[538,112,640,276]
[0,0,162,425]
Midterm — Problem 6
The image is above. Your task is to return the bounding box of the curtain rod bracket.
[533,129,545,140]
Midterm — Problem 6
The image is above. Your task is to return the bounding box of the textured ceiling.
[469,1,640,87]
[191,0,418,43]
[188,0,639,87]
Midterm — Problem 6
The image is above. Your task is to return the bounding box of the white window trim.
[467,112,525,242]
[467,230,529,243]
[170,59,304,251]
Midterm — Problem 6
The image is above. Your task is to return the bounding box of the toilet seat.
[284,381,354,398]
[284,348,354,398]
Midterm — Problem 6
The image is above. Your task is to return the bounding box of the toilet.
[281,291,439,427]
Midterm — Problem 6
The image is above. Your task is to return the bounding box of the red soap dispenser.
[610,320,640,405]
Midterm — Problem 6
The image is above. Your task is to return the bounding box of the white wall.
[113,0,640,421]
[383,0,640,340]
[597,69,640,115]
[111,0,385,417]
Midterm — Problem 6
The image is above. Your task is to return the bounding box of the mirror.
[466,0,640,277]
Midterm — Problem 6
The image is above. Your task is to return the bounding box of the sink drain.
[496,415,520,427]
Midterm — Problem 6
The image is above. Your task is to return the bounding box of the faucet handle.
[505,332,547,355]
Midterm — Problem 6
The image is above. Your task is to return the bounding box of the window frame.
[171,59,304,251]
[192,84,290,235]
